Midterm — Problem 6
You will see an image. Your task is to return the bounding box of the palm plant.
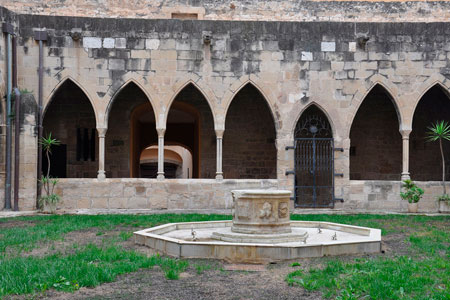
[426,120,450,195]
[38,133,61,212]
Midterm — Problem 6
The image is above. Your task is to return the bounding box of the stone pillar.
[157,128,165,180]
[400,129,411,180]
[97,127,107,180]
[215,129,224,180]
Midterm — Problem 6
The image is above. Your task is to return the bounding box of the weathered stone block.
[103,38,115,48]
[108,59,125,70]
[145,39,160,50]
[83,37,102,48]
[321,42,335,52]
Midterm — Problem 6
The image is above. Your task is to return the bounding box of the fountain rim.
[134,220,381,248]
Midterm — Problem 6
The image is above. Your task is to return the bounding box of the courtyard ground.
[0,214,449,299]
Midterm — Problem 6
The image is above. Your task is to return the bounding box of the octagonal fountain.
[134,190,381,263]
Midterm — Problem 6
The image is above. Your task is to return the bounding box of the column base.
[401,173,410,181]
[97,171,106,181]
[157,173,165,181]
[215,173,223,180]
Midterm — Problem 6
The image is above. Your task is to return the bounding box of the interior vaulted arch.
[106,82,156,178]
[166,83,216,178]
[223,83,277,179]
[350,84,402,180]
[43,79,97,178]
[410,85,450,181]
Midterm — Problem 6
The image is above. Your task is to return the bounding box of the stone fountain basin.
[134,220,381,263]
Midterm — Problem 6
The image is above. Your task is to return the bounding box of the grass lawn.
[0,213,449,299]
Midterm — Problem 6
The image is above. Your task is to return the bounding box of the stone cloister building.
[1,1,450,212]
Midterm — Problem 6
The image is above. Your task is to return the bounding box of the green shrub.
[400,179,424,204]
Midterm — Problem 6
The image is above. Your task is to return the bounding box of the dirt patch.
[35,261,323,300]
[22,227,135,257]
[0,220,36,229]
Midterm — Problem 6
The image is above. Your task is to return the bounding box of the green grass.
[286,215,450,299]
[0,214,231,254]
[194,262,214,274]
[0,243,188,296]
[1,213,449,298]
[0,214,228,297]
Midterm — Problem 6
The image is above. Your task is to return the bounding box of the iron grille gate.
[294,138,334,208]
[287,111,337,208]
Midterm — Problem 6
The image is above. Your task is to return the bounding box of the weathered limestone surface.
[2,0,450,22]
[0,5,450,212]
[55,178,279,210]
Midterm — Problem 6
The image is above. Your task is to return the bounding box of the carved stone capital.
[96,127,108,138]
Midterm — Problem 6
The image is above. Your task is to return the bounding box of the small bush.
[400,179,424,203]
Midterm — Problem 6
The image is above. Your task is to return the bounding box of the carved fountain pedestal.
[212,190,308,243]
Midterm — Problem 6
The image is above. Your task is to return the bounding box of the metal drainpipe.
[34,30,47,208]
[12,33,20,211]
[13,87,20,211]
[3,23,14,210]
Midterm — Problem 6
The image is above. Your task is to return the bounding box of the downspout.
[34,30,47,208]
[3,23,14,210]
[12,34,20,211]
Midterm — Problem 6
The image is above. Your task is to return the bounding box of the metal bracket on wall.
[285,170,295,176]
[2,23,13,34]
[334,197,344,203]
[34,30,48,41]
[334,147,344,152]
[2,23,14,34]
[285,145,295,150]
[334,173,344,177]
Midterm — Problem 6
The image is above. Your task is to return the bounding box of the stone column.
[97,127,107,180]
[215,129,224,180]
[157,128,165,180]
[400,129,411,180]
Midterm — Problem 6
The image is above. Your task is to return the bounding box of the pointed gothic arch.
[350,84,402,180]
[42,79,98,178]
[223,83,277,179]
[410,84,450,181]
[106,81,157,178]
[165,83,216,178]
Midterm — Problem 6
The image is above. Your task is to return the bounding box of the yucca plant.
[426,120,450,195]
[38,133,61,212]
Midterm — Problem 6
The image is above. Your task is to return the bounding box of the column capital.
[156,128,166,137]
[399,129,411,138]
[96,127,108,137]
[215,129,224,138]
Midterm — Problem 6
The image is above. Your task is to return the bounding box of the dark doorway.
[294,105,334,208]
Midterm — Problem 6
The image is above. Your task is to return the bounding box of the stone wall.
[346,180,449,212]
[2,0,450,22]
[1,6,450,211]
[55,178,279,210]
